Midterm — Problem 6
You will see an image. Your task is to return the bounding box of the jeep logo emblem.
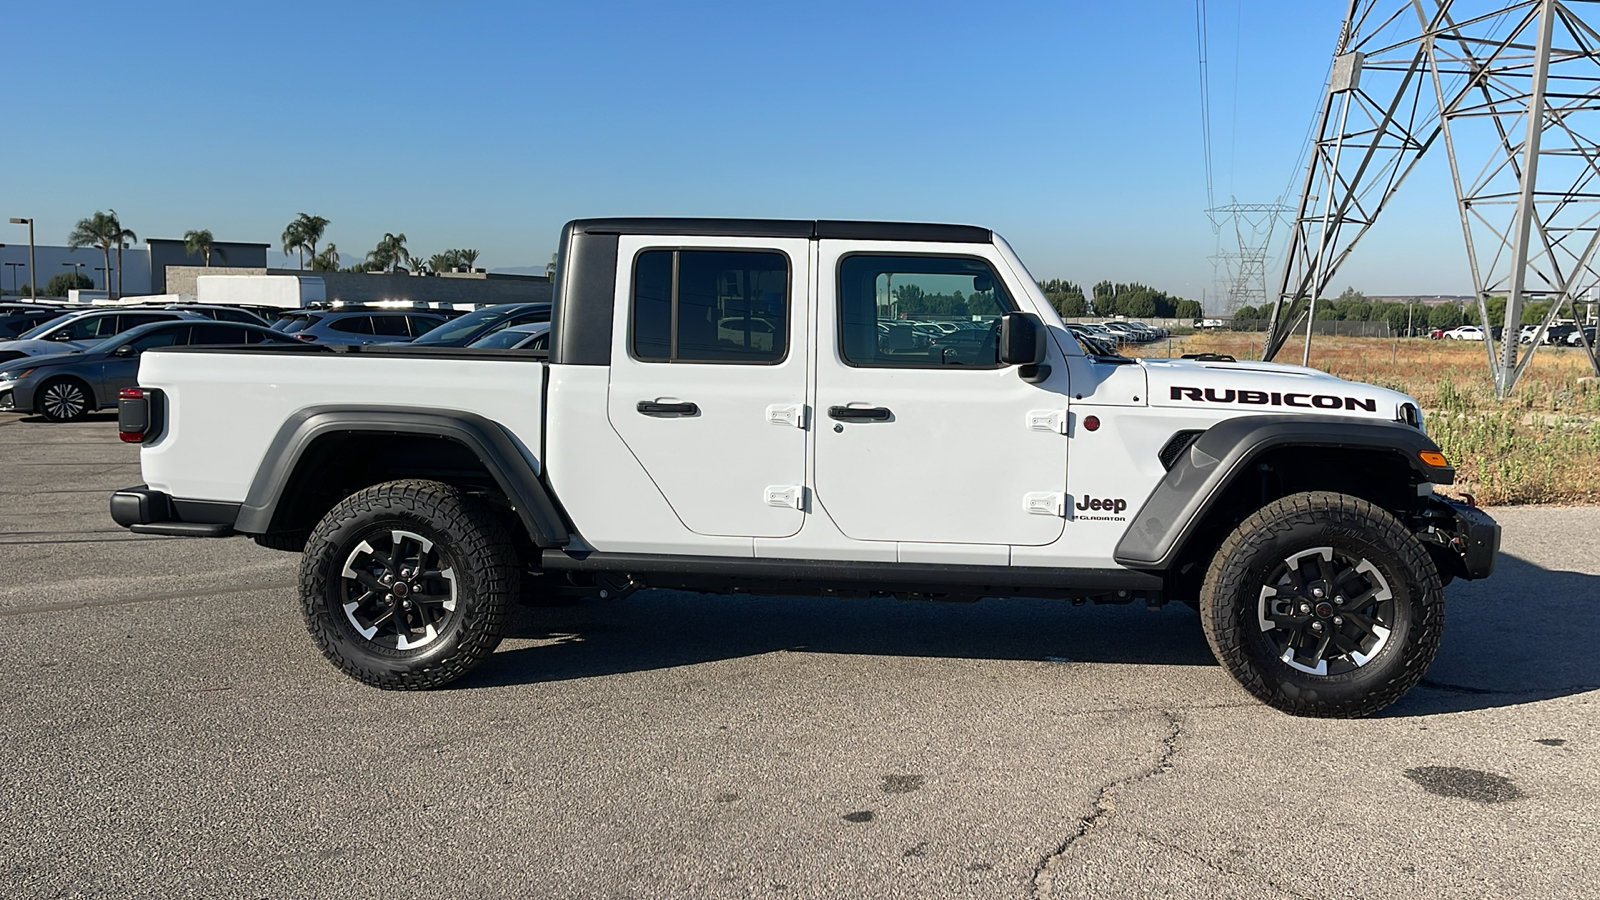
[1076,496,1127,514]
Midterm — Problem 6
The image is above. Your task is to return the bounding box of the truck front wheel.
[299,480,517,689]
[1199,491,1443,717]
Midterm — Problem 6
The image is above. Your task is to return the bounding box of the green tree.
[292,214,329,267]
[1121,292,1157,318]
[107,210,136,300]
[459,248,480,271]
[46,271,94,296]
[311,243,341,271]
[1174,299,1204,319]
[1427,303,1465,329]
[1233,304,1260,320]
[366,232,410,273]
[67,211,120,295]
[183,229,225,266]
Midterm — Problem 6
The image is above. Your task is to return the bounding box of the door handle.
[637,400,699,416]
[827,405,892,421]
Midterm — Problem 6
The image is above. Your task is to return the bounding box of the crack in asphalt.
[1032,709,1182,898]
[1134,832,1317,900]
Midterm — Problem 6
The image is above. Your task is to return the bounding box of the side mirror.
[51,331,75,341]
[114,344,137,357]
[998,312,1047,366]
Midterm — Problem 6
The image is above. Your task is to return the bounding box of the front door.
[606,236,811,538]
[812,244,1068,545]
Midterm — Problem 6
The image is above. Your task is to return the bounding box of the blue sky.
[3,1,1476,300]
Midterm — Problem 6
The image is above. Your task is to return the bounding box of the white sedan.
[1443,325,1485,340]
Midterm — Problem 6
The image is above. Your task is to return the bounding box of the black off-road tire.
[300,479,517,689]
[37,377,93,422]
[1199,491,1444,718]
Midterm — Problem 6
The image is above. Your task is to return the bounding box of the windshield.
[276,314,319,334]
[410,306,514,345]
[469,328,540,349]
[18,313,75,340]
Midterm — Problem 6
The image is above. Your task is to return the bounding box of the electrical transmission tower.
[1209,200,1293,312]
[1263,0,1600,395]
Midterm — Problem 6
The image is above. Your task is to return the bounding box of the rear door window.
[369,315,411,337]
[630,249,789,363]
[404,315,445,336]
[126,326,190,351]
[190,324,252,345]
[328,316,374,335]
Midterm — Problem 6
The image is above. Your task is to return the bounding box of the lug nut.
[1335,596,1344,605]
[1311,621,1324,632]
[1298,603,1312,615]
[1333,616,1344,625]
[1312,586,1326,598]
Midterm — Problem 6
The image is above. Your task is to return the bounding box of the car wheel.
[1199,491,1444,718]
[37,377,93,422]
[299,479,517,689]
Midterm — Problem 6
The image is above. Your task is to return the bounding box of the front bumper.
[110,485,237,537]
[1418,496,1500,581]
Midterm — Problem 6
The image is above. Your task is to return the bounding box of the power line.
[1196,0,1216,212]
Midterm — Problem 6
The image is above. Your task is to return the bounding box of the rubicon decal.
[1169,386,1378,412]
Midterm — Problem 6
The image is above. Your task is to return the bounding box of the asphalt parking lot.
[1,412,1596,899]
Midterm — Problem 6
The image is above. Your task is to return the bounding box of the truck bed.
[137,345,546,504]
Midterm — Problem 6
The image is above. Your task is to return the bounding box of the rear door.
[606,236,811,538]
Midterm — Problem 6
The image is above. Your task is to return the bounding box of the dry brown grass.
[1134,333,1600,505]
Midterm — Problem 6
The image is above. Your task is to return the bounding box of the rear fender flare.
[232,406,569,547]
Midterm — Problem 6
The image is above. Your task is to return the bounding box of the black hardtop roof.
[566,218,992,244]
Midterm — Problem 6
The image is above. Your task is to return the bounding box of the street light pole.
[8,218,34,300]
[63,261,85,300]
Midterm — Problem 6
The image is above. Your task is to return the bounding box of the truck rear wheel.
[1199,491,1443,718]
[299,479,517,689]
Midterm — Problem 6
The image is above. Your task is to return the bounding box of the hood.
[1141,357,1417,421]
[0,339,96,359]
[0,349,91,374]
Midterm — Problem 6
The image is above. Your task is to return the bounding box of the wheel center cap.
[392,581,410,599]
[1315,601,1334,618]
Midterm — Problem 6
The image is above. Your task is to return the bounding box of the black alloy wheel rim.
[1256,546,1396,677]
[42,382,86,420]
[339,528,459,651]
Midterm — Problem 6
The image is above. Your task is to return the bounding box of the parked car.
[0,309,199,363]
[1442,325,1485,340]
[155,304,269,326]
[272,308,454,345]
[466,322,551,351]
[404,303,552,347]
[1565,325,1597,347]
[0,309,64,340]
[0,320,294,421]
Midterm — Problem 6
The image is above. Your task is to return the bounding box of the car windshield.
[468,327,539,349]
[410,306,516,345]
[17,313,76,340]
[277,315,319,334]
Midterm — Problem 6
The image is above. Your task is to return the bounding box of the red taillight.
[296,333,317,342]
[118,387,148,443]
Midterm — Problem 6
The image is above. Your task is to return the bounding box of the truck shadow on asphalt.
[464,552,1597,716]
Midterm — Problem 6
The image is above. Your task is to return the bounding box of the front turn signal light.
[1419,450,1450,468]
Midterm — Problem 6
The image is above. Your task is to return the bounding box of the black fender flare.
[232,406,570,548]
[1113,415,1453,570]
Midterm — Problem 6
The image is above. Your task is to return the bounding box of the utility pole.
[9,217,34,300]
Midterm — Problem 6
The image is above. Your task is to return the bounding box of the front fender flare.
[1113,415,1452,570]
[232,406,570,548]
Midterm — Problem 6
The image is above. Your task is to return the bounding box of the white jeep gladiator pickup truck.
[110,218,1499,717]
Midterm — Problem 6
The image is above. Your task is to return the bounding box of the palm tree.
[459,248,480,271]
[293,213,330,265]
[366,232,409,273]
[67,211,120,295]
[312,243,340,271]
[183,229,225,266]
[281,220,307,269]
[107,209,136,300]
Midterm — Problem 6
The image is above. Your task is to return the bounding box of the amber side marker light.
[1419,450,1450,468]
